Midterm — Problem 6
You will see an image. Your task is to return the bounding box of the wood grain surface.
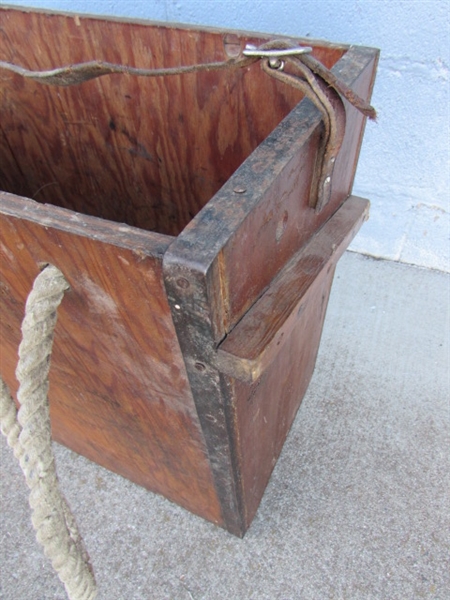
[164,42,377,532]
[217,196,370,383]
[212,46,379,337]
[232,261,336,527]
[0,192,223,525]
[0,7,378,534]
[222,195,369,525]
[0,7,344,236]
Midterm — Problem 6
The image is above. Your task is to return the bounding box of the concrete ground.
[1,252,449,600]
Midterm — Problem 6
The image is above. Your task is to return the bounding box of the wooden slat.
[217,195,369,383]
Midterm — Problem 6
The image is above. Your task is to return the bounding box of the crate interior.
[0,8,345,236]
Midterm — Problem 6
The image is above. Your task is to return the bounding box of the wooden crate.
[0,7,378,536]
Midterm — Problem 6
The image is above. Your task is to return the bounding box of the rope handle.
[0,265,97,600]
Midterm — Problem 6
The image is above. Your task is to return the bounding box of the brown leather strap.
[257,39,375,211]
[261,55,346,211]
[0,39,375,212]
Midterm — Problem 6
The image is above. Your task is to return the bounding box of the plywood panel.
[215,47,379,335]
[0,8,344,235]
[0,192,222,524]
[223,196,369,526]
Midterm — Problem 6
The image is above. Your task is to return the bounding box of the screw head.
[176,277,190,289]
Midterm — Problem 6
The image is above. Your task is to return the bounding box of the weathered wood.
[0,7,344,236]
[217,195,370,383]
[232,260,337,527]
[164,44,377,533]
[163,258,247,536]
[164,45,378,343]
[0,7,378,536]
[0,192,223,525]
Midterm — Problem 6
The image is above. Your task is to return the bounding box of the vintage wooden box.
[0,7,378,536]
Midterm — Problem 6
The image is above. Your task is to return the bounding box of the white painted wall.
[4,0,449,271]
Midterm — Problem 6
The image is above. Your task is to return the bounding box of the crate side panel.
[0,200,223,524]
[226,196,370,526]
[0,8,320,236]
[217,48,378,334]
[233,265,335,525]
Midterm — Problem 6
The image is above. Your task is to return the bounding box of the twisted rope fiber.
[0,265,97,600]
